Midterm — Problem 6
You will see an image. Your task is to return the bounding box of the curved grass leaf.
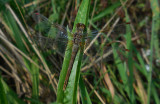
[79,76,92,104]
[147,0,160,104]
[57,0,91,103]
[0,76,8,104]
[0,77,25,104]
[31,57,40,104]
[92,2,121,22]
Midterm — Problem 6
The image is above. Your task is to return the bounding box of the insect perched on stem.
[32,13,88,91]
[63,23,86,90]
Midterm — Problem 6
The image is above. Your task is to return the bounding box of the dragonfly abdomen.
[63,44,79,90]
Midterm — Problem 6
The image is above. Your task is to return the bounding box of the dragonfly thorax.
[73,33,83,45]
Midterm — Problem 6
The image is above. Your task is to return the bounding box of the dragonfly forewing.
[31,13,73,54]
[32,13,69,39]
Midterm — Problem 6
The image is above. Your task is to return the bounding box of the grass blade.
[0,76,8,104]
[147,0,160,103]
[57,0,90,103]
[79,76,92,104]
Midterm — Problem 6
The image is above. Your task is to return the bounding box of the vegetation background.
[0,0,159,104]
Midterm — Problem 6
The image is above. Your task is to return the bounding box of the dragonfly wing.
[32,34,68,56]
[83,23,131,64]
[32,13,69,39]
[31,13,72,54]
[86,22,131,40]
[105,23,129,36]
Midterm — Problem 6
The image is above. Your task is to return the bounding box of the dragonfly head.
[76,23,85,31]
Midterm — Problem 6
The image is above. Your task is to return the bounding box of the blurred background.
[0,0,159,104]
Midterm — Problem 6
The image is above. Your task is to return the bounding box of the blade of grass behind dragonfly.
[117,0,136,103]
[66,0,91,103]
[31,57,40,104]
[57,0,91,103]
[91,1,121,23]
[147,0,160,104]
[123,6,135,103]
[110,9,133,104]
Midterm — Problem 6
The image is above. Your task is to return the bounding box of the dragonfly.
[31,13,130,91]
[32,13,92,90]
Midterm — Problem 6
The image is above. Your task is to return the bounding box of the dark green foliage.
[0,0,159,104]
